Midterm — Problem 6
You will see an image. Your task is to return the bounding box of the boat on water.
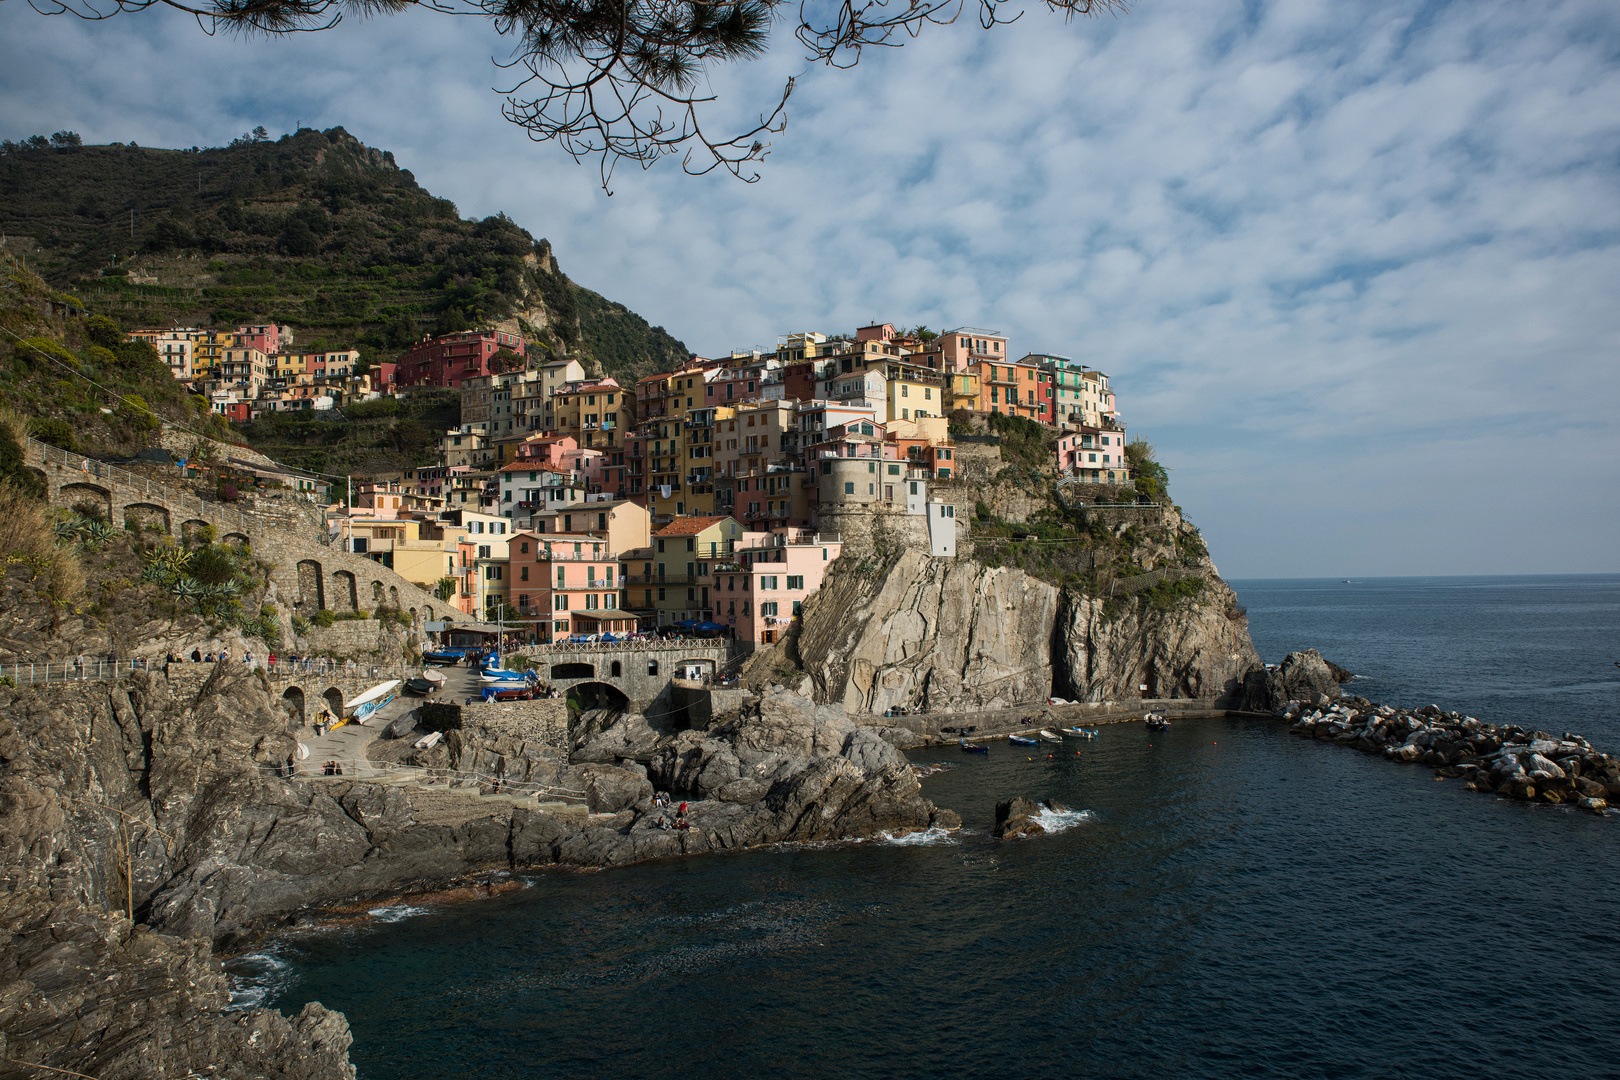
[1039,730,1064,743]
[1145,712,1172,731]
[960,740,988,754]
[1009,735,1038,746]
[1063,726,1099,739]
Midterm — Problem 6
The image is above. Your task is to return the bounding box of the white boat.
[295,741,311,760]
[1062,726,1098,739]
[345,680,401,711]
[351,691,397,724]
[414,730,443,750]
[420,669,446,687]
[1039,729,1064,743]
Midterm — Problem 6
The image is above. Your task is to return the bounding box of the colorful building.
[394,330,527,389]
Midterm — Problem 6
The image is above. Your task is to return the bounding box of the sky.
[2,0,1617,579]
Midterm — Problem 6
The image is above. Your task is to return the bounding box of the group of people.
[882,705,915,718]
[651,792,691,831]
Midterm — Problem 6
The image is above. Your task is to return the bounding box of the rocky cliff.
[789,505,1260,713]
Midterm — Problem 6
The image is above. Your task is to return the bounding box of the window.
[787,575,804,589]
[605,593,617,609]
[761,575,778,590]
[658,587,667,600]
[648,660,659,675]
[520,566,529,581]
[761,602,778,616]
[792,600,802,616]
[557,567,566,586]
[844,482,855,494]
[554,594,568,610]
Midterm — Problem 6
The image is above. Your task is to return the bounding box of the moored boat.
[404,677,437,696]
[345,680,401,712]
[1039,729,1064,743]
[351,690,397,723]
[960,740,988,754]
[1009,735,1038,746]
[1063,726,1099,739]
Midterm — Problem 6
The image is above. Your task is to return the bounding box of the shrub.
[311,609,336,628]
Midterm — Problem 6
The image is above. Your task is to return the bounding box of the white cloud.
[2,0,1617,577]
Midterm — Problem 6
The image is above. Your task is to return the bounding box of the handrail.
[27,436,252,532]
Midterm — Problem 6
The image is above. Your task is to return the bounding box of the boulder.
[993,797,1047,838]
[1242,650,1343,712]
[579,764,654,813]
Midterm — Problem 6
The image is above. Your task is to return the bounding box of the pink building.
[507,531,636,641]
[1057,425,1130,483]
[720,530,842,645]
[236,324,285,355]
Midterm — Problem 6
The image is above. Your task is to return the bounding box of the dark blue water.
[247,576,1620,1079]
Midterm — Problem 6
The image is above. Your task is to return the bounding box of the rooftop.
[655,515,734,536]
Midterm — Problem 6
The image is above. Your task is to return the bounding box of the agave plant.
[79,521,119,547]
[172,576,204,604]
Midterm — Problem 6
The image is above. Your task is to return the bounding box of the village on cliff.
[128,320,1136,648]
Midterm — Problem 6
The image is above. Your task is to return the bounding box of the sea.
[237,575,1620,1079]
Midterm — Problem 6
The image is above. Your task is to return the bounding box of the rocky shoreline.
[1280,697,1618,813]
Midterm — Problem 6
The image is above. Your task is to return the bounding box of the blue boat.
[960,740,988,754]
[1063,726,1099,739]
[1009,735,1038,746]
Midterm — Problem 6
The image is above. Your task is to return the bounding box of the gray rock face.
[1243,649,1343,712]
[793,550,1063,713]
[580,764,654,813]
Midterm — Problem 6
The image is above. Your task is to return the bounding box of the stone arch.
[569,681,629,710]
[60,482,112,521]
[408,607,417,624]
[181,519,211,543]
[121,502,171,533]
[222,532,250,547]
[422,604,435,621]
[610,660,622,678]
[296,560,325,611]
[551,662,595,680]
[281,685,306,723]
[371,580,386,605]
[322,687,344,716]
[388,585,399,608]
[330,570,358,612]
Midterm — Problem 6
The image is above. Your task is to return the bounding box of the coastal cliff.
[788,504,1260,714]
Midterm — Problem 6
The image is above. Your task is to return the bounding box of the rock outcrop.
[1241,649,1344,711]
[793,549,1064,714]
[790,507,1261,714]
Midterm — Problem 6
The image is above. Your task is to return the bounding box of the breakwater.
[1281,696,1618,813]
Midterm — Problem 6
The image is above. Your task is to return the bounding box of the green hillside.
[0,127,691,379]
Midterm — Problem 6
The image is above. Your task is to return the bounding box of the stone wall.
[298,620,410,659]
[461,698,568,743]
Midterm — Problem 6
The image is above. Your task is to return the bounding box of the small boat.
[414,730,443,750]
[1063,726,1099,739]
[345,680,401,712]
[404,677,437,696]
[351,690,397,723]
[960,740,988,754]
[1009,735,1038,746]
[420,668,446,687]
[423,649,464,666]
[1145,712,1172,731]
[1039,729,1064,743]
[480,667,536,683]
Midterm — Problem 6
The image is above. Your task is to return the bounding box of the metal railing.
[29,437,253,532]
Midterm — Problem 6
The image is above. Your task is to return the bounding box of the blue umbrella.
[693,621,725,632]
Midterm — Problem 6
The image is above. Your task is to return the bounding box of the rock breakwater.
[1281,698,1618,814]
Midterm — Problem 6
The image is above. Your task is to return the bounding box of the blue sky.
[2,0,1617,578]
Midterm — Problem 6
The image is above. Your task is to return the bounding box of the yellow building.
[638,365,709,524]
[638,515,744,625]
[552,377,633,452]
[947,370,981,414]
[190,330,237,381]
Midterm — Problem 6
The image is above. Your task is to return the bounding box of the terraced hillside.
[0,127,690,381]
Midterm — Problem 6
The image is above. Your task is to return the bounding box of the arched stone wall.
[122,502,171,532]
[281,685,306,723]
[551,662,595,680]
[322,687,344,716]
[297,560,325,611]
[331,570,358,612]
[60,482,112,520]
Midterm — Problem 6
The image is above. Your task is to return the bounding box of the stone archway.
[551,662,595,680]
[24,467,46,494]
[322,687,344,717]
[181,519,211,544]
[331,570,358,613]
[371,580,386,606]
[388,585,399,609]
[423,604,435,621]
[222,532,250,547]
[60,482,112,521]
[281,685,306,723]
[570,681,629,711]
[297,560,325,610]
[122,502,171,533]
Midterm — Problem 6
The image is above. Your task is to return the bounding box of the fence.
[281,757,589,803]
[30,437,253,532]
[0,657,413,688]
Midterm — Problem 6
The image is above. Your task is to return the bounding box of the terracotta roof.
[654,515,734,536]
